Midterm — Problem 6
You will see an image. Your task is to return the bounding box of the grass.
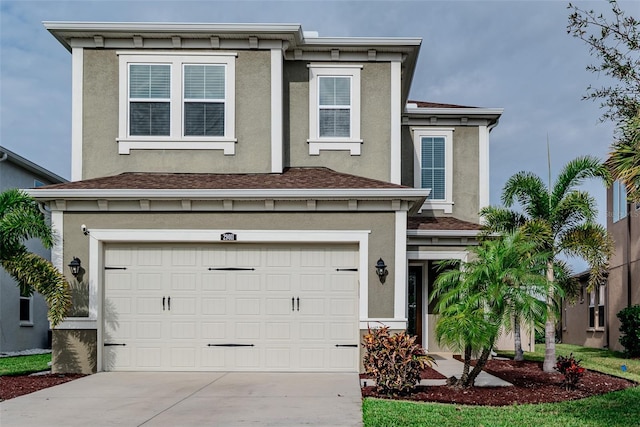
[495,343,640,383]
[363,344,640,427]
[0,353,51,376]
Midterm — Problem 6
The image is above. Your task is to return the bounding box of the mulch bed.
[361,359,637,406]
[360,365,446,381]
[0,374,85,401]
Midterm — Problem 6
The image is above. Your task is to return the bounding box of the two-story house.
[30,22,509,374]
[0,146,66,353]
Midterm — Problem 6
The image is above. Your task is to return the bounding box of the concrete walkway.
[0,372,362,427]
[360,353,512,387]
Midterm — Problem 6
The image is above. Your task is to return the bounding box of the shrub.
[555,353,586,390]
[618,305,640,357]
[362,325,434,395]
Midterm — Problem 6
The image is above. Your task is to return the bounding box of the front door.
[407,266,423,348]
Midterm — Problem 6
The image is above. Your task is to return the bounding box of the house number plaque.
[220,232,237,241]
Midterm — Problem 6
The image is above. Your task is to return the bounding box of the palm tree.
[607,111,640,201]
[481,156,612,372]
[0,189,70,327]
[432,231,550,387]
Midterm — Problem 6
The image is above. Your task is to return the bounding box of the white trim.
[405,106,504,116]
[71,47,83,180]
[84,229,370,372]
[394,211,407,321]
[271,48,283,173]
[307,65,362,155]
[50,211,64,271]
[478,125,490,210]
[407,229,481,238]
[117,53,236,153]
[411,127,454,214]
[390,61,401,184]
[407,250,468,262]
[359,319,407,329]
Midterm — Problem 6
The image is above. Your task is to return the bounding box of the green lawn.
[0,353,51,376]
[363,344,640,427]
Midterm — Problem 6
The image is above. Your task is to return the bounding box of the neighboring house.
[560,271,607,348]
[563,180,640,352]
[30,22,519,374]
[0,146,67,353]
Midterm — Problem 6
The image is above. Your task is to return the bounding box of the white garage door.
[103,243,360,371]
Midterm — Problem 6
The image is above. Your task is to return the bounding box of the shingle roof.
[408,216,482,231]
[37,167,408,190]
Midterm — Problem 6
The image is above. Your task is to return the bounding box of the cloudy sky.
[0,0,629,229]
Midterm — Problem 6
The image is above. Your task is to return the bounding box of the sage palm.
[432,231,549,387]
[0,189,70,327]
[481,155,612,372]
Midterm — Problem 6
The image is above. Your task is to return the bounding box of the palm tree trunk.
[514,315,524,361]
[543,262,556,372]
[462,346,493,387]
[459,345,472,385]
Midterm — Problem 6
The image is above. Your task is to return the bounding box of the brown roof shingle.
[408,216,482,231]
[408,100,477,109]
[37,167,408,190]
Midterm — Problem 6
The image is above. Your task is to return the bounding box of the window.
[20,290,32,325]
[118,52,236,154]
[612,180,627,222]
[412,128,454,213]
[588,285,606,329]
[308,64,362,155]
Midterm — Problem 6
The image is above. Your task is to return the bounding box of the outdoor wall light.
[68,257,82,277]
[375,258,388,283]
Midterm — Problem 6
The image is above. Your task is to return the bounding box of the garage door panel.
[202,274,227,291]
[201,298,226,315]
[235,322,261,339]
[235,298,260,315]
[236,274,261,291]
[136,273,163,291]
[171,273,196,290]
[104,243,359,372]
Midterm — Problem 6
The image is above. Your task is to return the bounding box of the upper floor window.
[412,128,454,213]
[308,64,362,155]
[588,285,606,329]
[612,180,627,222]
[118,52,236,155]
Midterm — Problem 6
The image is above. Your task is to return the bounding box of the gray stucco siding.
[62,211,398,319]
[400,125,480,222]
[285,62,392,182]
[82,50,272,178]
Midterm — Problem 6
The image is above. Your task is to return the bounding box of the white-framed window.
[412,128,454,213]
[117,52,237,154]
[20,290,33,326]
[307,64,362,155]
[33,179,45,188]
[612,180,627,222]
[588,285,606,329]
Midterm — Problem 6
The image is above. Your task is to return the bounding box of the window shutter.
[421,137,446,200]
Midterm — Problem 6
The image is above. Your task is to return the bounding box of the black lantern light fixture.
[375,258,388,283]
[68,257,82,277]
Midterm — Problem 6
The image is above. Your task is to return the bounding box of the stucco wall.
[562,297,607,349]
[62,211,397,319]
[0,160,54,352]
[52,329,97,374]
[284,62,392,182]
[401,125,480,222]
[82,49,272,178]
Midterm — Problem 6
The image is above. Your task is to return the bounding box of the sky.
[0,0,631,232]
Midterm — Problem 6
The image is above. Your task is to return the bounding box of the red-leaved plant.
[555,353,586,391]
[362,325,434,395]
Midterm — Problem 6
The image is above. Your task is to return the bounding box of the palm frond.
[551,190,599,232]
[551,155,611,209]
[559,223,612,292]
[501,172,549,219]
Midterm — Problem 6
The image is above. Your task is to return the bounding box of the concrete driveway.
[0,372,362,427]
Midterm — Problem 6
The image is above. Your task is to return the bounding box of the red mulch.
[0,374,85,401]
[361,359,637,406]
[360,365,446,381]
